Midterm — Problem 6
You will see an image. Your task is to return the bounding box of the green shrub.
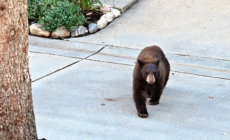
[28,0,103,32]
[28,0,50,23]
[39,2,85,32]
[28,0,79,24]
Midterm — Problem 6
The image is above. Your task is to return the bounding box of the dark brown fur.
[133,45,170,118]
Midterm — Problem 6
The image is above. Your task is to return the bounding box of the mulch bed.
[83,10,104,27]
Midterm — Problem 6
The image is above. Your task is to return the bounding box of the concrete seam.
[64,41,216,61]
[29,48,230,79]
[85,47,105,59]
[167,52,230,62]
[66,40,140,50]
[86,52,230,73]
[29,51,83,59]
[31,47,105,82]
[95,53,136,59]
[86,59,230,81]
[86,58,134,67]
[171,70,230,81]
[32,60,82,83]
[171,62,230,73]
[67,40,230,62]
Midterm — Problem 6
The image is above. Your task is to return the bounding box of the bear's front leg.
[146,88,151,98]
[133,89,148,118]
[149,84,164,105]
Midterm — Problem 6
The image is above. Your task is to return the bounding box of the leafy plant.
[28,0,50,23]
[79,0,102,10]
[28,0,104,32]
[28,0,79,24]
[39,2,85,32]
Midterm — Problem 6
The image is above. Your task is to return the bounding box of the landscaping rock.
[111,8,121,18]
[51,26,70,39]
[88,23,98,34]
[101,12,115,23]
[71,26,88,37]
[30,23,50,37]
[97,18,108,29]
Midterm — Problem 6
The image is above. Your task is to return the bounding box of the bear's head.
[138,56,160,84]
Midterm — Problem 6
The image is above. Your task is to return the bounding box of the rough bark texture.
[0,0,38,139]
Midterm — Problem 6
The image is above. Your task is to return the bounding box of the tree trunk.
[0,0,38,139]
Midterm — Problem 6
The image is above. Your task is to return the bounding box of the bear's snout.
[146,74,155,84]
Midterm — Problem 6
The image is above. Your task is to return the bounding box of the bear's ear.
[138,59,145,66]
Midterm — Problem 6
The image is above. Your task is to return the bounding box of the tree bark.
[0,0,38,139]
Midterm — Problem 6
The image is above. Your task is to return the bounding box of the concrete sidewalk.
[29,0,230,139]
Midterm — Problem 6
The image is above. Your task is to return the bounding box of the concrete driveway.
[29,0,230,139]
[70,0,230,60]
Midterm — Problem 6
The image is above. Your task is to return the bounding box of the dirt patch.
[83,10,103,27]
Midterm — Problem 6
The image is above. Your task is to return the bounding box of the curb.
[106,0,138,13]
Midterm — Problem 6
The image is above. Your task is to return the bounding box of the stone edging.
[29,5,121,39]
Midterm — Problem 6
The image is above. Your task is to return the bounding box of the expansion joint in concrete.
[85,47,105,59]
[29,51,83,59]
[32,60,82,83]
[31,47,105,83]
[171,70,230,81]
[85,59,230,81]
[86,59,134,67]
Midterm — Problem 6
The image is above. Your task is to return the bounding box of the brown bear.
[133,45,170,118]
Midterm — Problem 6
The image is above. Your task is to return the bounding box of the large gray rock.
[71,26,88,37]
[97,18,108,29]
[30,23,50,37]
[88,23,98,34]
[51,26,70,39]
[101,12,115,23]
[111,8,121,18]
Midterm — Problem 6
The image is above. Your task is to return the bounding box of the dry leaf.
[86,12,93,16]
